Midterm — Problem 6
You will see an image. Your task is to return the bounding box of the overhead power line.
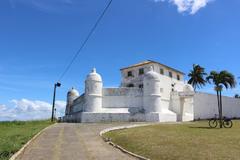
[58,0,113,81]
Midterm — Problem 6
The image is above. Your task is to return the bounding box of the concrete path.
[16,123,140,160]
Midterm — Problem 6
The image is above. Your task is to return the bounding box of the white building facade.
[62,60,196,123]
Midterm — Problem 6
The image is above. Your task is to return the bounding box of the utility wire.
[58,0,113,81]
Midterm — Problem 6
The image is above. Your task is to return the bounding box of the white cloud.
[154,0,213,14]
[0,99,66,121]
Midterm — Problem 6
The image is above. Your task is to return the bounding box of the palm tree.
[206,71,236,128]
[235,94,240,98]
[188,64,207,91]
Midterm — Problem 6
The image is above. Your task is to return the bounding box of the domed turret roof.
[144,66,161,81]
[67,87,80,97]
[86,68,102,82]
[183,84,194,92]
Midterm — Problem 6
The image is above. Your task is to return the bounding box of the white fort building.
[63,60,196,122]
[62,60,240,122]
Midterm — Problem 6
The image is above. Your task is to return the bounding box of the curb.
[10,123,56,160]
[99,124,152,160]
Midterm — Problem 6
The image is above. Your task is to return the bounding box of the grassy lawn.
[103,121,240,160]
[0,120,53,160]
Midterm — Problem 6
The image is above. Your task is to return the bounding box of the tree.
[234,94,240,98]
[188,64,207,91]
[206,71,236,128]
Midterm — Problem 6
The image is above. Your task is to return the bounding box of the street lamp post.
[54,108,57,120]
[51,82,61,122]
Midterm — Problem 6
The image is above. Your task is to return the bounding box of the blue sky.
[0,0,239,120]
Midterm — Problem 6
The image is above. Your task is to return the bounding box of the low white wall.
[194,92,240,119]
[102,88,143,108]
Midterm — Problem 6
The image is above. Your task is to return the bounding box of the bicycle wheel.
[223,120,233,128]
[209,119,218,128]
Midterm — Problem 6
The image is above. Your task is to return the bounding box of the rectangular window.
[177,75,180,80]
[127,84,134,87]
[169,71,172,78]
[139,68,144,75]
[127,71,133,77]
[160,68,164,75]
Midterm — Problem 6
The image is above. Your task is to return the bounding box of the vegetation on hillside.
[0,120,53,160]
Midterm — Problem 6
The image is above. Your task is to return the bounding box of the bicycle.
[208,114,233,128]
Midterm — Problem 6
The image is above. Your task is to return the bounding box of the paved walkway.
[16,123,140,160]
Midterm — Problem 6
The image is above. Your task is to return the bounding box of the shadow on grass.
[188,126,220,129]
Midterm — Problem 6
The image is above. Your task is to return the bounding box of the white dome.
[86,68,102,82]
[144,66,161,81]
[67,88,80,97]
[183,84,194,92]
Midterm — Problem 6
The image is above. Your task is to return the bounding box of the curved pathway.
[15,123,143,160]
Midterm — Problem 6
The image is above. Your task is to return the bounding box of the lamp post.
[51,82,61,122]
[54,108,57,120]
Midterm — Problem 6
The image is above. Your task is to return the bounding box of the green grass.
[0,120,53,160]
[103,121,240,160]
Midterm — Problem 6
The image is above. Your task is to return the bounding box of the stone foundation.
[145,112,177,122]
[63,111,178,123]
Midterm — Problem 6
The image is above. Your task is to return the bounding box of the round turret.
[144,66,161,81]
[183,84,194,92]
[85,68,102,95]
[143,66,162,112]
[65,87,80,115]
[86,68,102,82]
[85,68,103,112]
[67,88,80,98]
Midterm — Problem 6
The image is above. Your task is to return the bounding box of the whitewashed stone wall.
[194,92,240,119]
[102,88,143,108]
[159,75,185,100]
[72,95,85,113]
